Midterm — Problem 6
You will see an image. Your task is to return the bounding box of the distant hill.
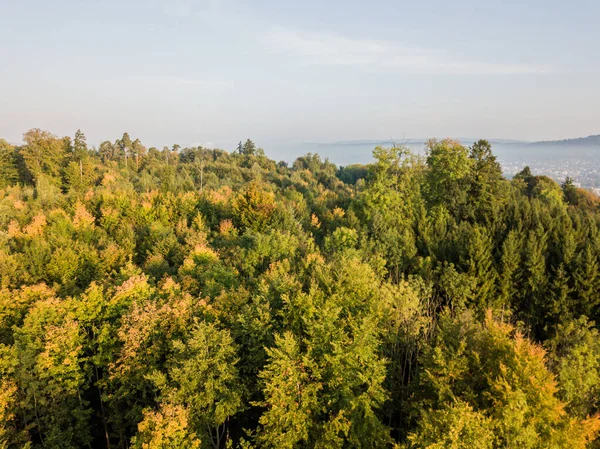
[311,138,528,147]
[320,136,600,148]
[529,134,600,147]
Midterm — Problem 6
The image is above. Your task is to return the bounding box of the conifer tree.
[572,245,600,319]
[73,129,88,159]
[520,226,548,333]
[461,224,497,312]
[498,230,522,313]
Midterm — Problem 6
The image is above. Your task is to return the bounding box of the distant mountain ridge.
[305,138,528,147]
[529,134,600,146]
[298,135,600,150]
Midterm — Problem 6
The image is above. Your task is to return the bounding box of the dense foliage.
[0,130,600,448]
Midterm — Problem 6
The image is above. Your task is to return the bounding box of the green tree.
[0,139,19,187]
[13,298,92,448]
[546,316,600,419]
[132,138,146,171]
[571,245,600,319]
[546,264,572,328]
[20,128,68,181]
[519,226,548,333]
[424,138,473,217]
[120,132,133,168]
[98,140,117,161]
[498,230,522,315]
[407,399,495,449]
[73,129,88,159]
[241,139,256,156]
[144,322,244,449]
[562,177,578,205]
[357,146,423,281]
[255,332,321,449]
[460,224,497,312]
[256,257,390,448]
[468,139,505,221]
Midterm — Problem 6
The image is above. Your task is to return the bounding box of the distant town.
[502,158,600,193]
[500,134,600,193]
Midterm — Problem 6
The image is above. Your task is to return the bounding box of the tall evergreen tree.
[498,230,522,314]
[461,224,497,312]
[572,245,600,319]
[468,139,505,221]
[73,129,88,159]
[520,226,548,333]
[241,139,257,156]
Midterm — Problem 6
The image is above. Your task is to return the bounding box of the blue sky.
[1,0,599,152]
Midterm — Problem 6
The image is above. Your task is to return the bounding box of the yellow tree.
[231,181,275,231]
[409,311,600,448]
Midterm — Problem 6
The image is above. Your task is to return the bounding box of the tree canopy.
[0,130,599,448]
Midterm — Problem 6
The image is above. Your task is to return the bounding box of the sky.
[1,0,599,155]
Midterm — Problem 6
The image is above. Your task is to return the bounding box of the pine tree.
[461,224,497,312]
[73,129,88,159]
[242,139,256,156]
[498,230,522,314]
[468,139,505,221]
[562,176,579,205]
[546,263,572,329]
[572,245,600,319]
[520,227,548,333]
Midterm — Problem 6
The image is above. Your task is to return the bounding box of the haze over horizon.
[2,0,599,151]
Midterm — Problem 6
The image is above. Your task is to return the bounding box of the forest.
[0,128,599,448]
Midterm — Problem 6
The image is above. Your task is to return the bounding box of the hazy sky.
[1,0,599,152]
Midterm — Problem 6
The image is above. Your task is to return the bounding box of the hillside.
[530,134,600,146]
[0,130,600,448]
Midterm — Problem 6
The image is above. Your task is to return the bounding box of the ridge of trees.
[0,129,599,448]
